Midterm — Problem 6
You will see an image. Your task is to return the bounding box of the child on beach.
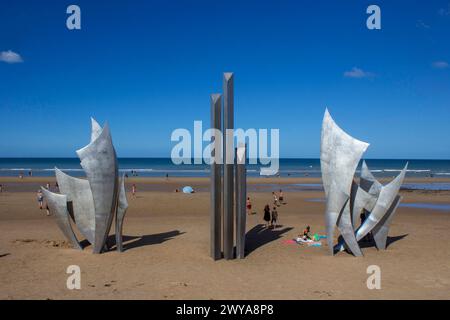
[246,197,252,214]
[37,190,44,209]
[132,184,137,198]
[263,204,271,228]
[271,207,278,228]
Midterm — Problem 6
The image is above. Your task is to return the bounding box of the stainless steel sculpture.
[41,188,82,250]
[210,94,222,260]
[209,73,248,260]
[320,109,407,256]
[321,109,369,256]
[223,72,234,260]
[42,118,128,254]
[235,144,247,259]
[115,175,128,252]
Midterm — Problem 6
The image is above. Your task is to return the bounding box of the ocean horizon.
[1,157,449,178]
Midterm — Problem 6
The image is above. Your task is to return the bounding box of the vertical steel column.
[223,72,234,259]
[210,94,222,260]
[235,144,247,259]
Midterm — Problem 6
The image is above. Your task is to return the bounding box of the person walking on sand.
[272,192,279,206]
[246,197,252,215]
[271,206,278,228]
[132,183,137,198]
[263,204,271,228]
[37,189,44,210]
[279,189,284,204]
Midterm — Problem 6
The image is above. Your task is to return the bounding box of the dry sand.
[0,177,449,300]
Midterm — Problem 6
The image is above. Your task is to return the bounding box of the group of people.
[260,189,286,229]
[272,189,284,206]
[263,204,278,228]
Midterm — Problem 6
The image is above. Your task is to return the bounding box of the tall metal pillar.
[210,94,222,260]
[223,72,234,259]
[235,144,247,259]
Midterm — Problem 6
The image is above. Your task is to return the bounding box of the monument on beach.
[320,109,407,257]
[42,118,128,254]
[210,73,247,260]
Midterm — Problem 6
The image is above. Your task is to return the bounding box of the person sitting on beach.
[37,190,44,210]
[263,204,271,228]
[246,197,252,215]
[303,225,311,240]
[271,207,278,227]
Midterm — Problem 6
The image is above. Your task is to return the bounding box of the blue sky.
[0,0,449,158]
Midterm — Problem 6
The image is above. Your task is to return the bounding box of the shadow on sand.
[104,230,185,252]
[245,224,293,256]
[337,233,409,254]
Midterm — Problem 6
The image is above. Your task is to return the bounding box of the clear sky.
[1,0,449,158]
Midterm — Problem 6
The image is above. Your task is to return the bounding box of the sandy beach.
[0,176,449,300]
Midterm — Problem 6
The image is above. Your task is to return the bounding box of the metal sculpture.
[223,72,235,260]
[320,109,407,256]
[42,118,128,254]
[209,72,248,260]
[210,94,222,260]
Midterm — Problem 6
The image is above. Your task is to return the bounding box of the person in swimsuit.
[132,184,137,198]
[37,190,44,210]
[303,225,311,240]
[246,197,252,215]
[272,192,279,206]
[279,189,284,204]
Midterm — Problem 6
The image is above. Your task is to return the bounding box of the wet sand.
[0,177,449,299]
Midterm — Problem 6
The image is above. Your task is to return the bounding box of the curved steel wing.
[372,195,402,250]
[356,163,407,242]
[320,109,369,254]
[76,124,119,253]
[115,174,128,252]
[55,168,96,244]
[41,187,82,250]
[90,117,102,142]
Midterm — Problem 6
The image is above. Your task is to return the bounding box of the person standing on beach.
[37,190,44,210]
[132,184,137,198]
[279,189,284,204]
[271,206,278,228]
[0,184,3,193]
[246,197,252,215]
[263,204,271,228]
[272,192,279,206]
